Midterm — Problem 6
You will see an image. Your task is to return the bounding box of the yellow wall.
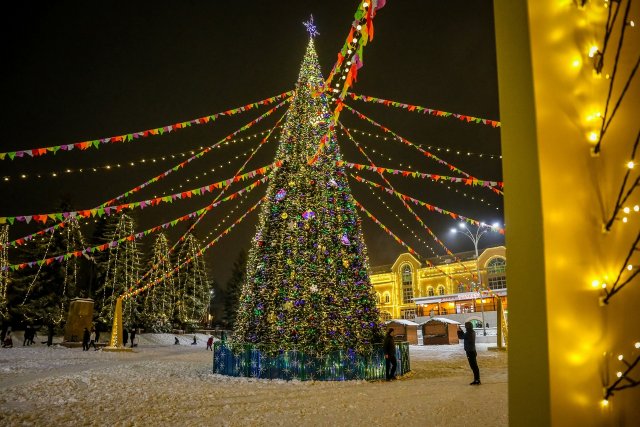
[494,1,640,424]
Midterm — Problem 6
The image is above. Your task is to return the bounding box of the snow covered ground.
[0,334,507,426]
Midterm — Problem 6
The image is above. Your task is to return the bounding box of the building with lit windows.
[370,246,506,328]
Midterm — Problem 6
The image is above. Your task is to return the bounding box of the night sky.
[1,1,504,288]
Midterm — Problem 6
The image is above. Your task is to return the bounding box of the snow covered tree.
[233,38,383,354]
[174,233,211,330]
[223,249,247,328]
[139,233,175,332]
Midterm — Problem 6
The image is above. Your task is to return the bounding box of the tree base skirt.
[212,341,410,381]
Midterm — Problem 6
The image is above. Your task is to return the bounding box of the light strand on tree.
[0,226,8,318]
[604,130,639,231]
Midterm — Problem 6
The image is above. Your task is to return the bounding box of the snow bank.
[0,335,507,426]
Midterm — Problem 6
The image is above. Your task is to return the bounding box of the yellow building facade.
[370,246,506,323]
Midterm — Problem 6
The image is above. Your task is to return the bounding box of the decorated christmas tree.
[174,232,211,329]
[233,38,382,354]
[139,233,175,332]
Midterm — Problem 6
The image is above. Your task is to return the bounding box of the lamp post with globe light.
[450,222,501,336]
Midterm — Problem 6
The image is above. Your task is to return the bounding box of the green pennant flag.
[8,152,16,160]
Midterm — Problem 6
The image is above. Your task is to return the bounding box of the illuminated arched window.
[487,257,507,290]
[437,285,446,296]
[401,265,414,304]
[375,293,381,304]
[427,287,435,297]
[384,292,391,304]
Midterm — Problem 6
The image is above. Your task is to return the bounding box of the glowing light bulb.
[628,265,634,271]
[601,283,607,289]
[588,46,599,57]
[634,205,639,212]
[635,342,640,349]
[588,132,599,142]
[623,207,630,214]
[616,371,622,378]
[618,354,624,361]
[601,399,609,407]
[356,25,362,30]
[572,59,581,68]
[363,2,369,8]
[623,217,628,223]
[591,280,600,288]
[628,161,635,169]
[629,20,635,27]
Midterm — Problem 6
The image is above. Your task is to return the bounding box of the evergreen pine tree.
[234,39,382,354]
[10,208,85,331]
[174,233,211,330]
[139,233,175,332]
[224,249,247,328]
[94,213,142,328]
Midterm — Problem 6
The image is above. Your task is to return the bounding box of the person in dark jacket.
[383,328,397,381]
[457,321,481,385]
[123,328,129,347]
[82,328,90,351]
[130,329,136,348]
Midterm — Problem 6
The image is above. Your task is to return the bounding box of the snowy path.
[0,337,507,426]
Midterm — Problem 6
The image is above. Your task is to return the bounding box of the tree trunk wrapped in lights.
[234,39,383,354]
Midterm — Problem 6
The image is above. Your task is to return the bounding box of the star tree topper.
[303,14,319,38]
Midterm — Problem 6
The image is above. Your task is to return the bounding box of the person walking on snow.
[82,327,90,351]
[383,328,397,381]
[89,329,98,351]
[457,321,481,385]
[206,335,214,351]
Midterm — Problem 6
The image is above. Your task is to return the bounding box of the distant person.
[29,328,37,345]
[206,335,214,351]
[191,335,197,345]
[457,321,481,385]
[95,329,100,344]
[89,329,98,351]
[130,329,136,348]
[174,337,180,345]
[383,328,397,381]
[82,328,90,351]
[23,326,31,346]
[2,331,13,348]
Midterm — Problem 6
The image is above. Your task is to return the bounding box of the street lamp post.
[451,222,500,336]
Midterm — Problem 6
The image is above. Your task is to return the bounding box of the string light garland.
[0,128,277,183]
[342,103,504,195]
[1,100,289,247]
[344,127,503,160]
[593,0,637,153]
[598,230,640,305]
[603,341,640,404]
[346,92,501,128]
[0,162,280,228]
[0,91,292,161]
[604,130,639,231]
[2,177,268,272]
[340,124,479,280]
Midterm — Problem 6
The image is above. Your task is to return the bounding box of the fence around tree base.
[213,341,410,381]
